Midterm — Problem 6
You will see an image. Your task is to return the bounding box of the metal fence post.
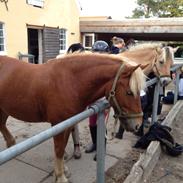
[152,80,160,123]
[96,111,106,183]
[174,71,180,104]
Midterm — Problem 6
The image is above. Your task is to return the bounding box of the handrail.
[147,64,183,122]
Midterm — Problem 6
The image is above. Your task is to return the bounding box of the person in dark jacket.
[110,36,127,54]
[163,68,183,104]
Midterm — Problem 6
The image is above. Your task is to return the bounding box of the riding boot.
[115,124,125,139]
[85,126,97,153]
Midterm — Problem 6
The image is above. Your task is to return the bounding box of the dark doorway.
[28,28,39,64]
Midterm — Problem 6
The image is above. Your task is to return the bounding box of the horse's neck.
[70,60,119,106]
[143,63,154,76]
[121,49,155,76]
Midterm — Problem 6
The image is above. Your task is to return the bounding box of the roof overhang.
[80,17,183,34]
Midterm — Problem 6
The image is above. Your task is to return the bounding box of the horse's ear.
[173,46,179,53]
[156,47,163,54]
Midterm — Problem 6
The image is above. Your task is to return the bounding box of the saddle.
[134,122,183,156]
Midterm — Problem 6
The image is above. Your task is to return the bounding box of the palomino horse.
[114,43,177,137]
[120,43,177,84]
[0,54,146,183]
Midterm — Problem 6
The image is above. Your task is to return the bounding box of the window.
[59,29,67,53]
[0,23,5,55]
[83,33,95,50]
[27,0,44,8]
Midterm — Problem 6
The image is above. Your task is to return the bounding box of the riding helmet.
[92,40,109,53]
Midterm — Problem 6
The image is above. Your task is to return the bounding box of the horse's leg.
[0,110,16,147]
[53,129,71,183]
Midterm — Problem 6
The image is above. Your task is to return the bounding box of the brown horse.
[120,43,177,84]
[0,54,146,183]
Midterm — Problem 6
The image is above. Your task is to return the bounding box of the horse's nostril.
[135,124,139,131]
[161,80,166,86]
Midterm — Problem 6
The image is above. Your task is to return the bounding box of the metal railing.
[0,99,109,183]
[150,63,183,123]
[0,62,183,183]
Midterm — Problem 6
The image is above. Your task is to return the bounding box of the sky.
[78,0,137,19]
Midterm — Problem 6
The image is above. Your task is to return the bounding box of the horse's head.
[106,63,146,132]
[122,43,178,86]
[153,46,178,86]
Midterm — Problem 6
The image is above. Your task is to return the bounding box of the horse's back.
[0,56,55,121]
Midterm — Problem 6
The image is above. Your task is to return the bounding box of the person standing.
[85,40,109,161]
[163,67,183,104]
[110,37,127,139]
[57,43,84,159]
[110,36,126,54]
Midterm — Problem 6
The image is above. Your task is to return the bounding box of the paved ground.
[0,110,138,183]
[147,106,183,183]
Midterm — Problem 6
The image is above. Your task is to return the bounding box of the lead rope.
[105,108,119,140]
[111,115,119,140]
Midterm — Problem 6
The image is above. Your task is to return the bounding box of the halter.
[107,63,143,119]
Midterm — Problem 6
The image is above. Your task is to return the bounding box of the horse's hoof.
[55,176,69,183]
[64,151,69,160]
[73,144,81,159]
[64,165,71,178]
[7,139,16,148]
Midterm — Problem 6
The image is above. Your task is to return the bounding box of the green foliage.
[131,0,183,18]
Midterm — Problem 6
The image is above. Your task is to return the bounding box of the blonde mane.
[128,42,162,52]
[114,55,146,96]
[126,42,173,67]
[55,53,146,96]
[129,67,146,97]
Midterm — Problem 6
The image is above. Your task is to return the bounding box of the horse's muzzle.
[160,77,171,86]
[120,117,142,132]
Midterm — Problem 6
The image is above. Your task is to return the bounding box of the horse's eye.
[159,60,164,64]
[126,90,133,96]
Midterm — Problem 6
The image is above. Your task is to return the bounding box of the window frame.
[0,22,6,55]
[83,33,95,50]
[59,28,67,54]
[27,0,44,8]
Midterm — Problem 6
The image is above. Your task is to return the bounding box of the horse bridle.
[107,63,143,119]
